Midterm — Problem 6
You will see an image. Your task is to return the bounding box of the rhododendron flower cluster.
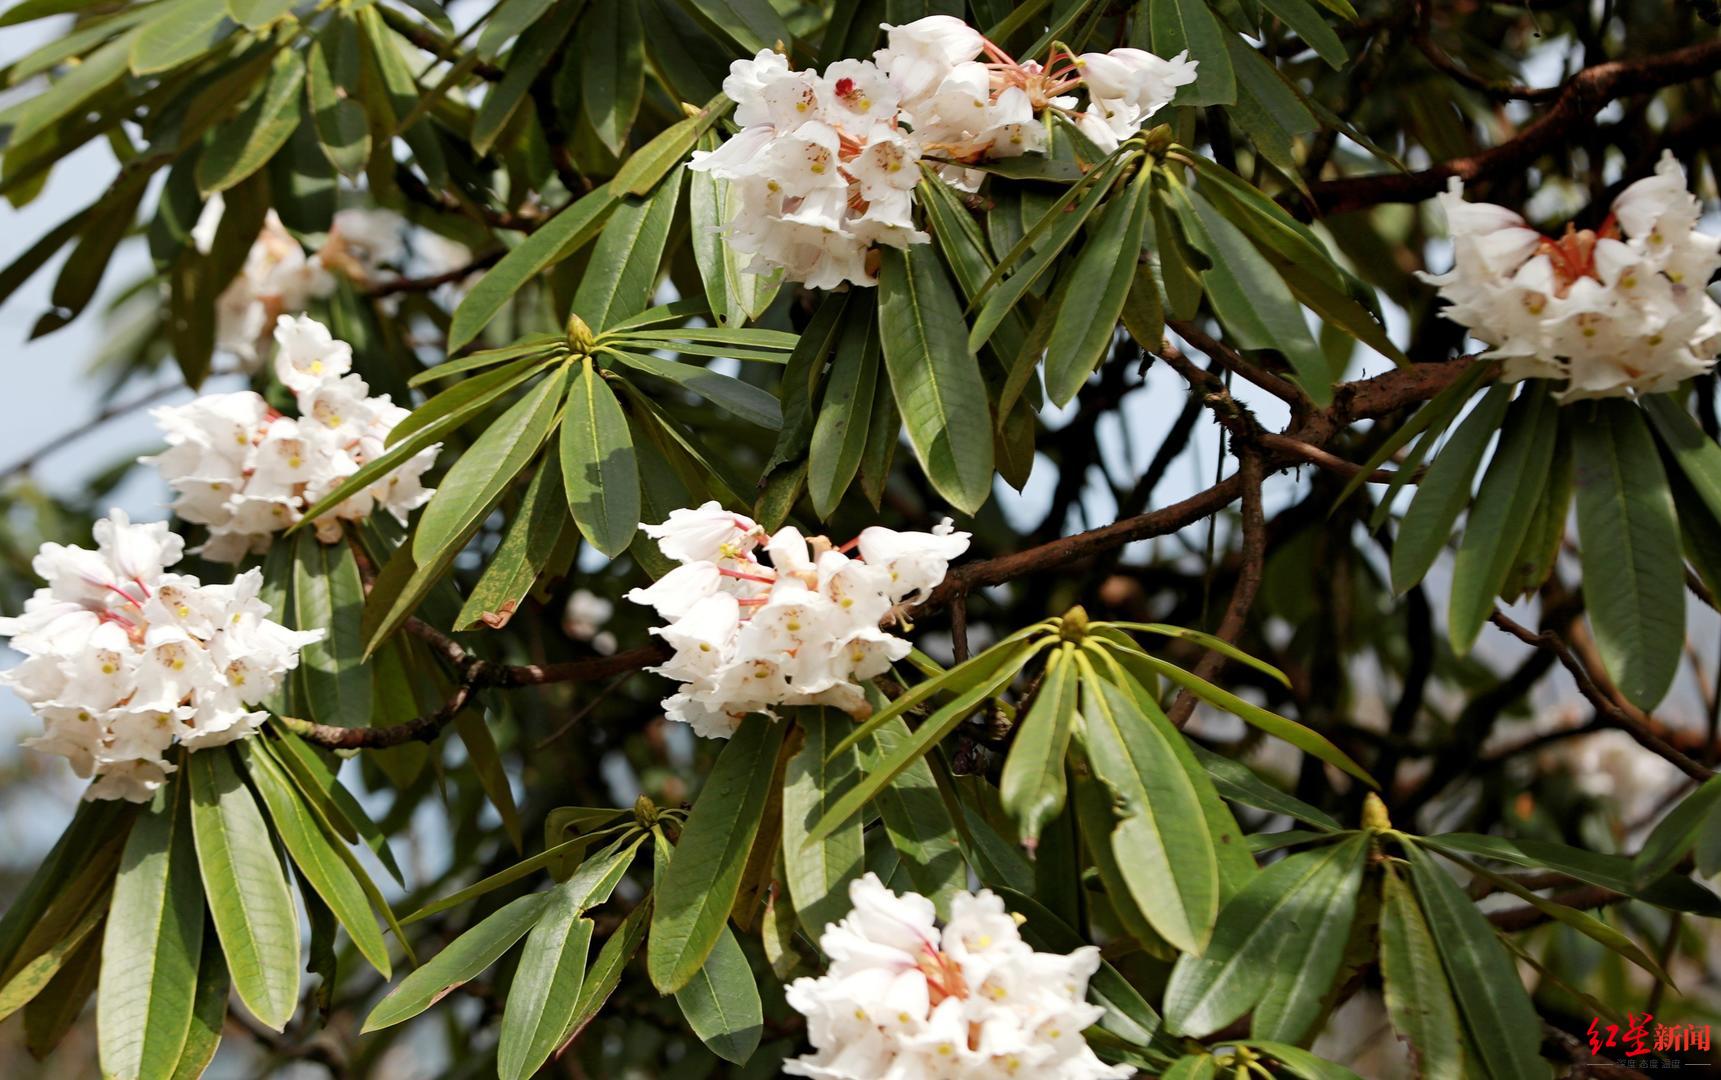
[625,503,969,738]
[144,315,438,562]
[784,873,1133,1080]
[1421,151,1721,400]
[690,15,1196,288]
[196,204,475,363]
[0,512,322,803]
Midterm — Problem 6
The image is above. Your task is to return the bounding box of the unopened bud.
[1060,605,1089,643]
[1362,792,1392,833]
[634,793,660,827]
[567,312,596,354]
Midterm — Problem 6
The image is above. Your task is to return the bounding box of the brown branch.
[362,250,503,298]
[1256,432,1418,484]
[1412,0,1562,103]
[1486,883,1626,931]
[1301,38,1721,216]
[293,355,1491,749]
[1488,609,1714,783]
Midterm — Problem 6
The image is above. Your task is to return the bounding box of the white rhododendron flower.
[210,208,338,367]
[784,873,1134,1080]
[0,511,323,802]
[1421,151,1721,400]
[691,16,1195,288]
[625,503,969,737]
[144,315,438,562]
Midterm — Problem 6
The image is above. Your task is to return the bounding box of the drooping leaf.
[672,924,763,1064]
[1390,382,1513,592]
[362,892,552,1032]
[560,358,641,558]
[782,707,866,939]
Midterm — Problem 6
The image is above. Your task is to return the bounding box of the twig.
[1300,38,1721,216]
[1488,609,1714,783]
[363,250,504,298]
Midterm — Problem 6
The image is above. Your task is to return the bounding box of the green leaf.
[1633,776,1721,885]
[1379,865,1464,1080]
[1449,385,1559,653]
[1222,36,1317,172]
[448,184,618,351]
[97,780,204,1080]
[1390,381,1513,592]
[1574,400,1685,710]
[362,892,552,1032]
[648,715,785,993]
[1430,832,1721,916]
[408,366,568,571]
[858,713,969,914]
[1642,392,1721,524]
[669,0,791,54]
[689,140,782,326]
[604,349,782,429]
[1150,180,1204,320]
[498,836,643,1080]
[410,336,566,388]
[1249,835,1368,1042]
[1405,843,1549,1080]
[1044,171,1152,406]
[1162,836,1365,1038]
[306,18,370,179]
[1189,743,1341,832]
[1335,361,1487,512]
[169,940,228,1080]
[581,0,644,156]
[809,643,1046,845]
[1078,660,1219,954]
[877,244,995,515]
[0,802,132,987]
[672,925,763,1064]
[25,931,99,1060]
[572,167,685,332]
[1000,645,1078,849]
[1101,642,1375,787]
[0,893,105,1023]
[807,314,880,518]
[1260,0,1346,66]
[195,49,305,195]
[559,893,651,1049]
[268,727,405,887]
[292,532,371,729]
[1150,0,1236,104]
[1240,1042,1366,1080]
[457,452,572,630]
[782,707,865,939]
[471,0,580,156]
[560,358,640,558]
[1177,184,1331,406]
[242,744,392,979]
[188,749,299,1031]
[226,0,293,30]
[613,91,730,196]
[129,0,222,76]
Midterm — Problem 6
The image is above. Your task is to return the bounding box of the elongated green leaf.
[0,898,105,1023]
[196,49,305,195]
[1261,0,1346,66]
[649,715,785,993]
[410,366,568,566]
[1150,0,1235,103]
[859,713,968,914]
[1406,843,1549,1080]
[604,349,782,429]
[457,452,571,630]
[363,892,551,1032]
[448,184,618,351]
[129,0,221,76]
[878,244,995,514]
[807,313,880,518]
[1250,836,1367,1041]
[782,707,865,939]
[1178,185,1331,405]
[293,532,371,729]
[1162,837,1364,1038]
[498,835,642,1080]
[560,358,640,557]
[1102,642,1375,786]
[1189,744,1341,831]
[1335,361,1486,512]
[410,337,565,388]
[670,0,791,54]
[267,727,405,886]
[306,18,370,179]
[613,92,730,196]
[673,925,763,1064]
[243,744,391,978]
[227,0,292,29]
[97,780,204,1080]
[1633,776,1721,886]
[188,749,299,1031]
[572,165,685,331]
[559,894,650,1051]
[1643,392,1721,523]
[1078,660,1219,954]
[471,0,579,156]
[1574,400,1684,709]
[1429,832,1721,915]
[689,141,782,326]
[168,940,228,1080]
[1045,171,1151,406]
[1000,645,1078,849]
[1379,866,1464,1080]
[1449,386,1559,653]
[1390,382,1513,591]
[0,800,132,984]
[581,0,643,155]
